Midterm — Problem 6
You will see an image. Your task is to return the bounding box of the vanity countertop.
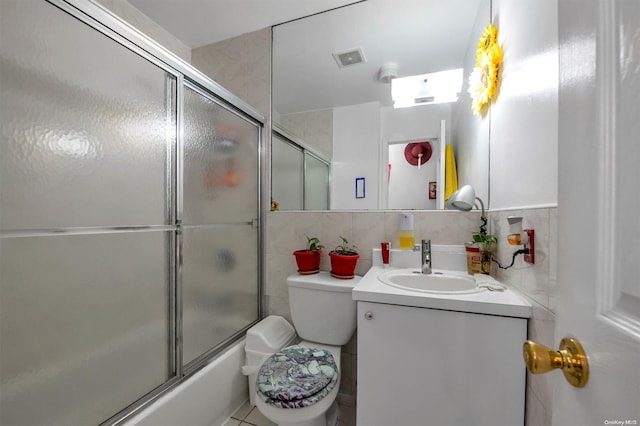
[353,265,532,318]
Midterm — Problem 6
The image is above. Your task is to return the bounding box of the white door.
[555,0,640,423]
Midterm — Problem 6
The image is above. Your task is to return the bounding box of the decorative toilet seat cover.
[256,345,338,409]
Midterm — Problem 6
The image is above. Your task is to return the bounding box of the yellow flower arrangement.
[477,24,499,54]
[468,24,503,115]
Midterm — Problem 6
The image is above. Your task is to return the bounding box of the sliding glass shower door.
[181,84,260,368]
[0,1,262,424]
[0,2,175,424]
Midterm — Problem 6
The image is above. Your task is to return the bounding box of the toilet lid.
[256,345,338,409]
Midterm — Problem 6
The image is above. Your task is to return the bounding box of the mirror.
[271,0,490,211]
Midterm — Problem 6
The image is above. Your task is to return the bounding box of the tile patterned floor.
[223,401,356,426]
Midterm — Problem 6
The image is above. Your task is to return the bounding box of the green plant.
[332,236,358,255]
[472,232,497,250]
[305,235,324,252]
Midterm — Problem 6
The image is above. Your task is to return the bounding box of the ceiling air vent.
[332,47,366,68]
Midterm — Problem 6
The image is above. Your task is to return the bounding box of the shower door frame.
[10,1,266,424]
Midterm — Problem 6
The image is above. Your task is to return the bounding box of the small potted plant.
[293,236,324,274]
[472,232,497,275]
[329,236,359,278]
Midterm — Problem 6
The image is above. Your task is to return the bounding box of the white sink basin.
[377,269,482,294]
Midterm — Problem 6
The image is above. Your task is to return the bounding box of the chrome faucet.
[421,239,432,274]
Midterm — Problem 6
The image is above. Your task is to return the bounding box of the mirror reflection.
[271,0,490,211]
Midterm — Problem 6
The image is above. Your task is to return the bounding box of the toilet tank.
[287,272,360,346]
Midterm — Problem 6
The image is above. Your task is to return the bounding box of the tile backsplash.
[265,210,481,318]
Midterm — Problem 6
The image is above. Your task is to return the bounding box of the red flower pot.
[329,251,359,278]
[293,249,321,274]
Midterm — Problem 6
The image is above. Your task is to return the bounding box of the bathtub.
[125,339,248,426]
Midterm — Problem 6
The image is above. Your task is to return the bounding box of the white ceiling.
[273,0,485,114]
[128,0,363,48]
[127,0,486,115]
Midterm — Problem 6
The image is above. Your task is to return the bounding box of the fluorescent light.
[392,68,463,108]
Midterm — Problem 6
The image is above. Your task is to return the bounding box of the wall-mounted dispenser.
[494,217,535,269]
[398,213,414,249]
[506,216,535,264]
[507,216,523,245]
[508,216,535,264]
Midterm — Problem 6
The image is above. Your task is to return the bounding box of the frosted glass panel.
[0,232,169,425]
[0,1,174,230]
[272,135,304,210]
[305,154,330,210]
[182,226,258,366]
[183,85,260,224]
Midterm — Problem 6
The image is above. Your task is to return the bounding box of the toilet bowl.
[252,272,360,426]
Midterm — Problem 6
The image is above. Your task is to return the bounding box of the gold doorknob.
[523,337,589,388]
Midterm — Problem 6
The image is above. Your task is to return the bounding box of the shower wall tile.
[266,212,297,255]
[192,27,271,118]
[265,296,292,325]
[244,28,271,117]
[264,253,292,299]
[96,0,191,62]
[279,109,334,160]
[194,37,245,97]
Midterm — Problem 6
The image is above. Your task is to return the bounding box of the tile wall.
[265,208,557,422]
[490,207,557,426]
[265,210,481,404]
[192,28,271,118]
[278,109,334,160]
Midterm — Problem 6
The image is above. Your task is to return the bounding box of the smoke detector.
[379,63,398,83]
[332,47,366,68]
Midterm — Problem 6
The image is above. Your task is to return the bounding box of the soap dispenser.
[398,213,415,249]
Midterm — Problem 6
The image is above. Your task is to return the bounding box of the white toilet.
[254,272,359,426]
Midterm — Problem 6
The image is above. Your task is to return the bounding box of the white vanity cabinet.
[356,300,528,426]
